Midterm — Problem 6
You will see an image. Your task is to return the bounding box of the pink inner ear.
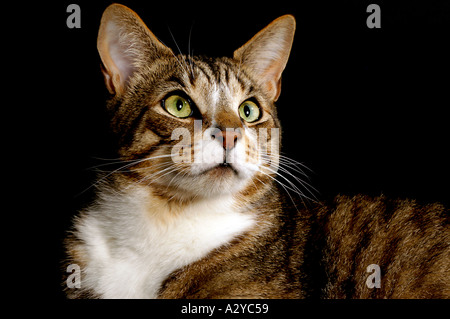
[98,13,146,95]
[98,21,137,94]
[108,35,135,86]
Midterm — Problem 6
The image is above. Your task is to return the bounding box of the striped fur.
[64,4,449,299]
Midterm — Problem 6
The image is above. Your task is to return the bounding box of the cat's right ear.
[97,4,173,95]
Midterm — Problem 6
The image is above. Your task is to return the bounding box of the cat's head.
[97,4,295,202]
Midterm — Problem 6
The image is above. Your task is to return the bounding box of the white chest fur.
[75,186,255,298]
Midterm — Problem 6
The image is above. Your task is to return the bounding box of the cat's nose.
[216,129,242,150]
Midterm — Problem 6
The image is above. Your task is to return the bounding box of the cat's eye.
[238,100,260,123]
[163,94,192,118]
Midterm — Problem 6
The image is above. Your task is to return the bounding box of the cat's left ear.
[233,15,295,101]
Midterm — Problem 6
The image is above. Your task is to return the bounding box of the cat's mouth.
[203,163,239,177]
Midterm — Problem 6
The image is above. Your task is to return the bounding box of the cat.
[64,3,449,299]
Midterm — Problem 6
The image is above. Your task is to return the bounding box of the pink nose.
[216,130,241,150]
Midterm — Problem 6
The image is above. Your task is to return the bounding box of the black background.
[24,0,450,303]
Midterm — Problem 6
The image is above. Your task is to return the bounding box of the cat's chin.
[168,163,254,199]
[203,163,239,178]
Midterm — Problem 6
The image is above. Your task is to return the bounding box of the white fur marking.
[76,187,255,298]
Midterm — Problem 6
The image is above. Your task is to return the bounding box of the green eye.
[239,100,260,123]
[163,94,192,118]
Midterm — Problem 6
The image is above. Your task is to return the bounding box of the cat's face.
[118,56,282,199]
[97,4,295,201]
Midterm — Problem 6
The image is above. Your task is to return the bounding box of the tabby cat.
[64,4,449,298]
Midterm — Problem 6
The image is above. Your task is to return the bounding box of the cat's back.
[304,194,449,298]
[159,193,449,299]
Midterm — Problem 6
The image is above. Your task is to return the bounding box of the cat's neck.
[78,182,258,298]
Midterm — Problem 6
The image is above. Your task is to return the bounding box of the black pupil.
[244,104,251,117]
[176,99,184,111]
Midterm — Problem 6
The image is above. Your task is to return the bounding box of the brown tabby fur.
[158,194,449,298]
[64,4,449,299]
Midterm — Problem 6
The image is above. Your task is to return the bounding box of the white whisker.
[165,165,189,192]
[187,23,196,79]
[259,155,318,205]
[87,154,173,171]
[258,169,300,212]
[167,27,192,77]
[261,156,318,197]
[130,165,179,189]
[77,154,174,196]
